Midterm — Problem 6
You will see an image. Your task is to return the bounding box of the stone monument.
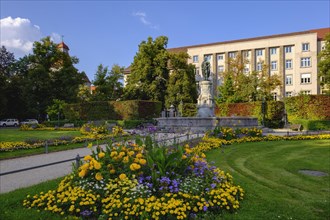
[197,58,214,117]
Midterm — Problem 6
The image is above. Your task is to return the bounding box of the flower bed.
[23,139,244,219]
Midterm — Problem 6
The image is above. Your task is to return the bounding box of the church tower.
[57,36,69,54]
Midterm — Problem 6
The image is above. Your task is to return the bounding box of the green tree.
[92,64,123,101]
[124,36,170,105]
[77,85,92,102]
[46,99,67,120]
[165,52,197,108]
[23,37,84,118]
[216,55,281,104]
[318,33,330,94]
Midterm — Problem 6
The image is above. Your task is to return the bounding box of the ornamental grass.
[23,137,244,219]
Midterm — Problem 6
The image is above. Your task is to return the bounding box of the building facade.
[168,28,329,100]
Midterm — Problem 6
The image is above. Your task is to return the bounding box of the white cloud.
[133,11,159,30]
[0,16,60,58]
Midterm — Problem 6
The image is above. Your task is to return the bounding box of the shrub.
[290,119,330,131]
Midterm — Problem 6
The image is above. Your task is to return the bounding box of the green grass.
[0,178,65,220]
[0,128,82,142]
[206,139,330,220]
[1,139,329,220]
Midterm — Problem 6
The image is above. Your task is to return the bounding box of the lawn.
[0,128,82,142]
[206,139,330,220]
[0,139,329,220]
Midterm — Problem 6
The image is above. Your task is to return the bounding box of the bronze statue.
[201,57,210,80]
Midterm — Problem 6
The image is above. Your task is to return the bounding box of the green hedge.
[290,119,330,131]
[183,103,197,117]
[63,100,162,121]
[285,95,330,121]
[216,101,285,128]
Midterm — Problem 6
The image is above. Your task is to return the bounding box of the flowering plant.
[23,137,244,219]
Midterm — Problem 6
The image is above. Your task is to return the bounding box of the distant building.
[124,27,330,100]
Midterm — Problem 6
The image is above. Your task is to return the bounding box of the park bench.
[63,123,74,128]
[290,124,302,131]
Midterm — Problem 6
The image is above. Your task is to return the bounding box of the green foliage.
[182,103,197,117]
[92,64,123,101]
[285,95,330,121]
[63,100,162,121]
[165,52,197,108]
[216,55,282,104]
[318,33,330,94]
[0,37,85,119]
[124,36,170,106]
[46,99,67,120]
[290,119,330,131]
[216,101,285,128]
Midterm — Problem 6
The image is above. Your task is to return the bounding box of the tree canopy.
[216,55,282,104]
[124,36,170,105]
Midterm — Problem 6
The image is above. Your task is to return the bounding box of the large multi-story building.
[167,27,329,100]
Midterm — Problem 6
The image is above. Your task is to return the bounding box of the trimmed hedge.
[285,95,330,121]
[183,103,197,117]
[215,101,285,128]
[290,119,330,131]
[63,100,162,121]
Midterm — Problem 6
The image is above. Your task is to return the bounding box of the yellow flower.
[139,159,147,165]
[84,155,92,161]
[87,143,93,149]
[78,169,86,178]
[130,163,141,171]
[182,155,187,160]
[81,163,89,170]
[95,172,103,181]
[94,161,101,170]
[119,173,127,180]
[136,153,143,158]
[110,169,116,174]
[110,151,118,157]
[98,152,105,158]
[123,156,129,163]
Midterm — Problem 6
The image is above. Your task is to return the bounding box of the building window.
[272,92,277,101]
[284,46,292,53]
[256,62,262,71]
[217,54,224,60]
[193,55,198,63]
[301,90,311,95]
[218,65,224,73]
[204,55,211,61]
[285,59,292,69]
[285,92,292,97]
[256,49,263,56]
[301,73,311,84]
[244,67,249,73]
[270,48,277,55]
[286,75,293,85]
[271,61,277,70]
[302,43,310,52]
[228,52,236,58]
[300,57,311,67]
[243,51,250,58]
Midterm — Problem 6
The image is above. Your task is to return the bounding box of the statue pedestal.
[197,81,214,117]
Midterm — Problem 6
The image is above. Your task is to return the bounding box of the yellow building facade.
[170,28,329,100]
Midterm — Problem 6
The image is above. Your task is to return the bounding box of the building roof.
[168,27,330,51]
[57,41,70,50]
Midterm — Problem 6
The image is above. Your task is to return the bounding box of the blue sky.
[1,1,329,82]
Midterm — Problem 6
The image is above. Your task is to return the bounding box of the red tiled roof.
[168,27,330,51]
[57,42,69,50]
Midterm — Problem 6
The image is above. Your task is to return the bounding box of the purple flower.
[211,183,216,189]
[203,206,208,211]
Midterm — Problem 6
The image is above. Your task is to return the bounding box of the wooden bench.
[290,124,302,131]
[63,123,74,128]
